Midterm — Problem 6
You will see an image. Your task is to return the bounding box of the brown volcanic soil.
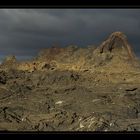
[0,32,140,131]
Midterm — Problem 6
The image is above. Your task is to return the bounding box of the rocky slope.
[0,32,140,131]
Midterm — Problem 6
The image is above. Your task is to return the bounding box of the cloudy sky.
[0,9,140,61]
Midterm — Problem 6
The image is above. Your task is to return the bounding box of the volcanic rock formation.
[0,32,140,131]
[99,32,136,59]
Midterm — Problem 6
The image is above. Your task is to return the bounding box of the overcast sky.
[0,9,140,60]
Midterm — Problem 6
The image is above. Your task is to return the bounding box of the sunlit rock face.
[99,32,136,60]
[0,32,139,74]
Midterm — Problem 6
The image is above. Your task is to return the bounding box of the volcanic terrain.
[0,32,140,131]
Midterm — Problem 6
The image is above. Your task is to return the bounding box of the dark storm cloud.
[0,9,140,60]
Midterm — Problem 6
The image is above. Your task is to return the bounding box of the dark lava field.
[0,32,140,131]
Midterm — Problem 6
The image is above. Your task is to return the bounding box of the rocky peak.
[99,32,136,60]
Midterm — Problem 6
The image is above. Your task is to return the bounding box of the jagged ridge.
[0,31,139,73]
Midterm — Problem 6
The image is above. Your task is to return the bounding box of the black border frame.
[0,1,140,138]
